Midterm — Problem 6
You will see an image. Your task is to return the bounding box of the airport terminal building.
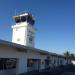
[0,12,72,75]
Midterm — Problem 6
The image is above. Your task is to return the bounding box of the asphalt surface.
[22,65,75,75]
[59,65,75,75]
[61,72,75,75]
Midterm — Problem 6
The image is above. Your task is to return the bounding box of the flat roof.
[0,40,67,58]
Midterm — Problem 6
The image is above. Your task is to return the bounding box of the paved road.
[61,72,75,75]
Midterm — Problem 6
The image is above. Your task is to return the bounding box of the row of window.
[15,15,35,25]
[27,59,63,68]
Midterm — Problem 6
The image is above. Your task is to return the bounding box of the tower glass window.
[29,36,33,44]
[21,16,27,22]
[27,15,35,26]
[15,17,21,23]
[31,20,35,25]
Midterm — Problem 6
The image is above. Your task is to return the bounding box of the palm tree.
[64,51,70,64]
[70,53,75,58]
[64,51,70,57]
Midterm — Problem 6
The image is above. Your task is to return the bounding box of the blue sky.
[0,0,75,54]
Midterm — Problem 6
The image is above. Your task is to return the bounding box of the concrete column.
[16,57,27,74]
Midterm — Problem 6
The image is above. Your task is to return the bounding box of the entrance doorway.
[27,59,40,72]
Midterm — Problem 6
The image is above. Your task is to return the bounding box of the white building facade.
[0,12,72,75]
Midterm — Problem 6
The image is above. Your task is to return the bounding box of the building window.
[0,58,17,70]
[27,15,35,26]
[54,59,56,64]
[15,17,21,23]
[21,16,26,22]
[60,60,63,65]
[28,31,34,35]
[45,59,50,65]
[57,59,60,65]
[29,36,33,44]
[27,59,33,67]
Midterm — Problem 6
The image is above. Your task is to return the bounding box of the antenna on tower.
[14,8,32,16]
[14,8,21,16]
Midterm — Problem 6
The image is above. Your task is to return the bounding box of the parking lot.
[19,64,75,75]
[61,72,75,75]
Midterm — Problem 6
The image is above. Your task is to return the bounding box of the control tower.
[11,12,35,47]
